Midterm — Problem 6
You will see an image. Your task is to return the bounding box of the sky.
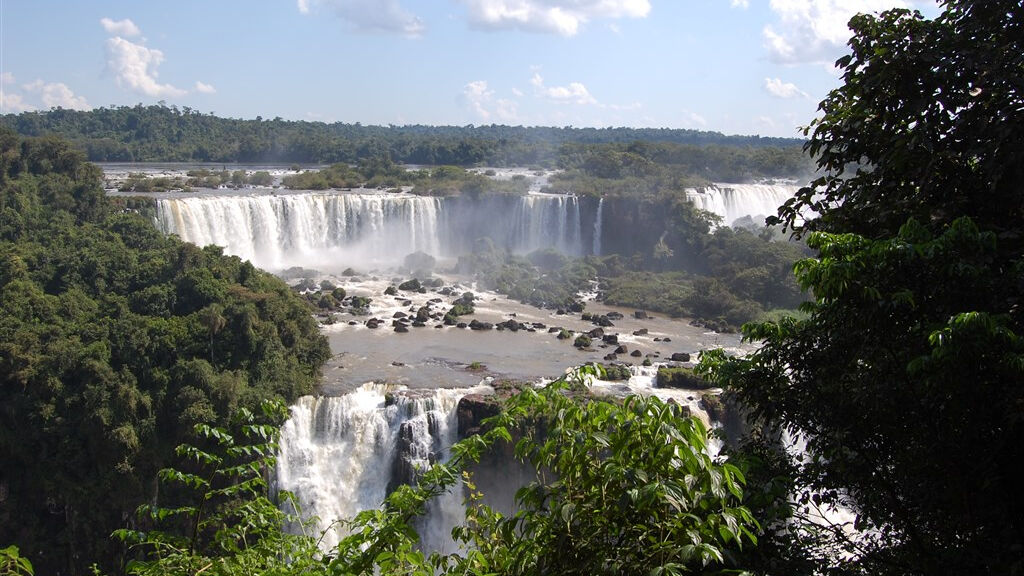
[0,0,938,138]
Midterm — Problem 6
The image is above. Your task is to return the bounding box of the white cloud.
[464,80,494,120]
[1,72,14,85]
[104,36,187,98]
[682,110,708,127]
[100,17,142,37]
[458,0,650,36]
[511,87,524,97]
[462,80,519,122]
[530,73,597,105]
[763,77,809,98]
[194,81,217,94]
[23,79,91,110]
[0,91,34,113]
[297,0,424,36]
[763,0,913,64]
[731,0,750,8]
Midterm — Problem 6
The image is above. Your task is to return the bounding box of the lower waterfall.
[275,384,473,552]
[592,198,604,256]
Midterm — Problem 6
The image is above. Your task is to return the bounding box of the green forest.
[0,129,330,574]
[2,1,1023,575]
[0,104,809,177]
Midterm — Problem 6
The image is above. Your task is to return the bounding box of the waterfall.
[592,197,604,256]
[511,194,583,256]
[156,192,442,271]
[275,384,470,552]
[685,183,798,228]
[155,191,589,270]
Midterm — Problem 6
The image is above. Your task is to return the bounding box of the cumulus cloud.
[0,91,34,113]
[530,73,597,105]
[100,17,141,37]
[458,0,650,36]
[194,81,217,94]
[105,36,187,98]
[297,0,424,36]
[23,79,91,110]
[763,77,809,98]
[462,80,519,122]
[731,0,750,8]
[763,0,914,65]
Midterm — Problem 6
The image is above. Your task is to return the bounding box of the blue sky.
[0,1,937,137]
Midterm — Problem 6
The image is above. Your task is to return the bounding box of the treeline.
[0,129,331,575]
[1,104,805,168]
[551,140,813,191]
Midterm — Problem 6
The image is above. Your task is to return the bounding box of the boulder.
[633,310,648,319]
[469,319,493,331]
[671,352,691,362]
[457,393,502,437]
[398,278,421,291]
[633,328,648,336]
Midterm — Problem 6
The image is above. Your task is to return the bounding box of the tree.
[702,2,1024,574]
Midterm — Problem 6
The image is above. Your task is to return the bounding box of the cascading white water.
[155,191,589,270]
[156,192,442,270]
[275,384,471,552]
[592,198,604,256]
[511,194,583,256]
[686,183,798,228]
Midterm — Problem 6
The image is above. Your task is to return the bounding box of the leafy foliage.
[330,366,759,575]
[0,546,33,576]
[0,128,330,575]
[113,402,323,576]
[702,2,1024,573]
[112,367,758,575]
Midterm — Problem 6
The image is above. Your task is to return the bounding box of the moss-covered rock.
[656,366,714,389]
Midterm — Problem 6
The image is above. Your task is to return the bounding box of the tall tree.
[702,2,1024,574]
